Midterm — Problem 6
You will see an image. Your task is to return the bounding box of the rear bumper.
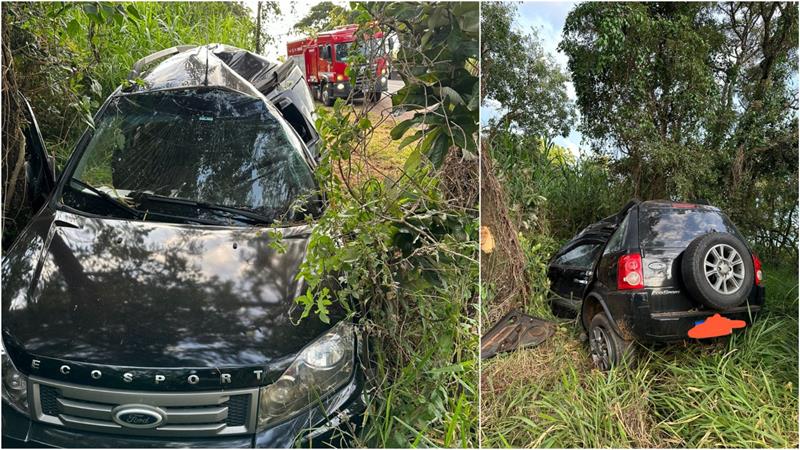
[609,286,765,342]
[2,371,366,448]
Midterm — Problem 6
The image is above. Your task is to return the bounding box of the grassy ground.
[317,96,414,184]
[481,264,799,448]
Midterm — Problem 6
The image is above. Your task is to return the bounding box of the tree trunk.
[480,143,530,325]
[1,8,30,247]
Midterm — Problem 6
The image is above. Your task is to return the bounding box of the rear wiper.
[127,191,275,226]
[70,179,221,226]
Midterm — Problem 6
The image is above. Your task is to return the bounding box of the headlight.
[257,322,354,429]
[1,343,29,415]
[381,76,388,84]
[336,83,345,90]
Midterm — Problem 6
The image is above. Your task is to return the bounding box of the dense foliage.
[560,2,798,262]
[484,2,798,269]
[481,1,573,142]
[293,1,356,34]
[295,3,479,445]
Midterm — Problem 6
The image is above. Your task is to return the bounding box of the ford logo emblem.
[648,262,667,271]
[111,405,165,429]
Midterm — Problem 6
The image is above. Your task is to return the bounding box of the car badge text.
[30,360,265,384]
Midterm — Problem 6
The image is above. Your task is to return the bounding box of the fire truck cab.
[287,25,389,106]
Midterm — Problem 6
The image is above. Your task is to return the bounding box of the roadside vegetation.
[482,264,798,448]
[2,1,478,447]
[299,4,479,446]
[481,2,798,447]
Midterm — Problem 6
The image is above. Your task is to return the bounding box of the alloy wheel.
[589,326,613,370]
[703,243,745,294]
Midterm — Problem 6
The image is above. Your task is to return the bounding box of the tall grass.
[482,264,799,448]
[358,265,478,447]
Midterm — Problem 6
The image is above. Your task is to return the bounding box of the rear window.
[639,208,739,249]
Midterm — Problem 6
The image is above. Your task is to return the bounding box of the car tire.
[681,232,754,310]
[588,312,633,371]
[321,83,334,107]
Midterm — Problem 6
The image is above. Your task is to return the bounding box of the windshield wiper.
[127,191,275,226]
[70,179,222,225]
[70,179,143,219]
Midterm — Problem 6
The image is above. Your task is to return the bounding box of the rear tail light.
[617,253,644,290]
[752,253,763,285]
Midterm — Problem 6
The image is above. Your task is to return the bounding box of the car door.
[318,44,331,75]
[19,95,56,212]
[262,61,320,159]
[548,239,605,301]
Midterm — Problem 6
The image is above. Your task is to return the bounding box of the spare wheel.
[681,232,754,310]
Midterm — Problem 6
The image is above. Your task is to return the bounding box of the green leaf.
[427,132,450,168]
[404,148,422,173]
[66,19,81,38]
[398,130,423,149]
[390,117,419,140]
[125,4,142,20]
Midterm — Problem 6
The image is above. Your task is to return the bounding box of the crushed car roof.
[124,44,289,98]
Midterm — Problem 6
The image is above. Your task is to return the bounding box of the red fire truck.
[287,25,390,106]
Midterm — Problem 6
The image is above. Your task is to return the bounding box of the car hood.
[2,208,339,388]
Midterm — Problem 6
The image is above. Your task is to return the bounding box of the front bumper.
[2,370,366,448]
[330,77,388,99]
[623,286,766,342]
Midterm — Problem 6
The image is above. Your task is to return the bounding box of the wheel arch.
[581,291,624,338]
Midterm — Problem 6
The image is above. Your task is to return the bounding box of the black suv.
[547,200,765,370]
[2,45,364,448]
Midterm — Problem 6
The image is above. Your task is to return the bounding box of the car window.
[639,208,739,249]
[603,213,629,255]
[64,88,318,222]
[320,45,332,61]
[554,243,602,269]
[335,43,350,62]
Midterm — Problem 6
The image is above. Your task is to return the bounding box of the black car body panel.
[2,358,365,448]
[548,200,765,343]
[2,44,361,447]
[2,209,341,389]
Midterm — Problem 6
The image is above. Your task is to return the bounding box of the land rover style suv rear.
[547,200,765,370]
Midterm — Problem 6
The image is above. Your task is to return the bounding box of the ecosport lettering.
[30,360,266,384]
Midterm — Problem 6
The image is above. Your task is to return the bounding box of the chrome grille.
[30,377,258,437]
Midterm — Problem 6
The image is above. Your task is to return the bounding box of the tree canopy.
[293,1,355,34]
[560,1,798,259]
[481,1,574,143]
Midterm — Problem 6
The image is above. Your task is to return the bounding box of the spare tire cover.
[681,232,754,310]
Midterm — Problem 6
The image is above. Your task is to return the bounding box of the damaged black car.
[547,200,765,370]
[2,44,365,448]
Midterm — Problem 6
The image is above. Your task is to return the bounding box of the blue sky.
[481,1,585,156]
